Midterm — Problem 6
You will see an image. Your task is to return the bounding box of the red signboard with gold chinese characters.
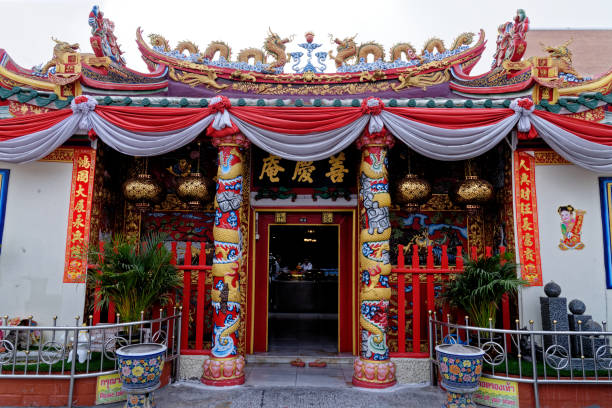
[514,151,542,286]
[63,148,96,283]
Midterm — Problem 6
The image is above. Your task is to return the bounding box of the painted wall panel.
[519,160,611,329]
[0,161,85,326]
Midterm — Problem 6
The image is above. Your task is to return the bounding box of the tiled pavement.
[93,362,448,408]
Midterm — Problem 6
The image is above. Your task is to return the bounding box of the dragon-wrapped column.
[201,133,249,386]
[353,128,396,388]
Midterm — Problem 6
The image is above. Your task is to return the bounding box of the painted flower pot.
[436,343,484,408]
[116,343,166,391]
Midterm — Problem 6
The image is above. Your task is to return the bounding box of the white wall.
[0,160,86,327]
[518,158,611,329]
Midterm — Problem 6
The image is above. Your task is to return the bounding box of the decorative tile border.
[534,150,571,166]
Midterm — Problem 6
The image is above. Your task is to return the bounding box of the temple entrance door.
[249,210,356,354]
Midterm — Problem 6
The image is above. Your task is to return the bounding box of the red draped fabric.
[95,105,213,132]
[229,106,364,134]
[385,107,515,129]
[0,109,72,140]
[535,110,612,146]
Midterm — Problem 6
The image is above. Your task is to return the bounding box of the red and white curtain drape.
[1,95,612,172]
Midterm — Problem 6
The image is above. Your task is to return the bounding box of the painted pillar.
[353,131,396,388]
[201,133,249,386]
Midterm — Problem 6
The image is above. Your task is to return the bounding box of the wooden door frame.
[247,208,357,354]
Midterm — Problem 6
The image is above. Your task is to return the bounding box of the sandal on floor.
[290,358,306,367]
[308,359,327,368]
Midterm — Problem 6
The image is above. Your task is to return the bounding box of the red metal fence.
[389,244,512,358]
[91,241,212,355]
[92,241,512,357]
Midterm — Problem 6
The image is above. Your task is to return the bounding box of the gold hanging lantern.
[122,173,163,211]
[452,160,493,212]
[122,158,164,211]
[175,141,210,209]
[395,174,432,211]
[176,172,210,208]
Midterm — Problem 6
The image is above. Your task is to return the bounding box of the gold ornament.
[176,172,210,208]
[452,175,493,212]
[395,174,432,211]
[122,174,163,211]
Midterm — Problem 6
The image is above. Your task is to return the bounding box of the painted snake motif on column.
[353,143,396,388]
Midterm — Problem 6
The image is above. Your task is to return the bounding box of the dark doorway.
[267,225,338,354]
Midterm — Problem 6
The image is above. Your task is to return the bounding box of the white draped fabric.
[0,115,80,163]
[231,115,370,161]
[531,115,612,172]
[90,114,214,157]
[380,110,520,161]
[1,96,612,172]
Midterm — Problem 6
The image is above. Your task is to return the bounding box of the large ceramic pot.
[436,343,484,407]
[116,343,167,391]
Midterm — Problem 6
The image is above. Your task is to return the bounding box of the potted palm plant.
[88,232,181,325]
[440,252,526,330]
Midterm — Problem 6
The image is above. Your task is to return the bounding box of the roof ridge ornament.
[492,9,529,69]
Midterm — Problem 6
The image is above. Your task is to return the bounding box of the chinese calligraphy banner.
[514,151,542,286]
[252,146,356,188]
[63,147,96,283]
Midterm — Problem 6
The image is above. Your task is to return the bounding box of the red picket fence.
[172,241,212,355]
[389,244,512,358]
[90,241,213,355]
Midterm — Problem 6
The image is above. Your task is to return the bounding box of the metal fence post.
[428,310,435,385]
[529,320,540,408]
[175,308,182,382]
[67,315,80,408]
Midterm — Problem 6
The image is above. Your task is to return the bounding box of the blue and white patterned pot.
[116,343,167,391]
[436,343,484,394]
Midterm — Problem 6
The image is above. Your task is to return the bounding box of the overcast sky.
[1,0,611,75]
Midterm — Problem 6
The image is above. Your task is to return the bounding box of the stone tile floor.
[92,362,448,408]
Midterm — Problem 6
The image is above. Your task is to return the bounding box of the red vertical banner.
[514,151,543,286]
[63,147,97,283]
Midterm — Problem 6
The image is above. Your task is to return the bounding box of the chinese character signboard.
[63,147,96,283]
[95,373,126,404]
[473,377,519,407]
[252,147,356,189]
[514,151,542,286]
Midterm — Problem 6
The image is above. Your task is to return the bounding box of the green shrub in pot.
[440,252,526,329]
[88,233,181,323]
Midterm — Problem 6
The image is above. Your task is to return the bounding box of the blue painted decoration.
[0,169,9,254]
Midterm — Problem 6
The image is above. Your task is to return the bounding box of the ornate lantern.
[176,172,210,208]
[395,173,432,211]
[122,173,163,211]
[452,160,493,212]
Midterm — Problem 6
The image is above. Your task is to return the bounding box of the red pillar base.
[351,357,396,389]
[200,355,245,387]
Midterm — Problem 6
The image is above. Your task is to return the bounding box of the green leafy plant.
[440,253,527,329]
[87,233,181,323]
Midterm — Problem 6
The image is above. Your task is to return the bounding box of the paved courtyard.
[99,363,447,408]
[108,382,447,408]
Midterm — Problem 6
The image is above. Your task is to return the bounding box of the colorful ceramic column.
[353,131,396,388]
[201,134,248,386]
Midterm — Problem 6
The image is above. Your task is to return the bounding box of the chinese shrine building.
[2,7,612,388]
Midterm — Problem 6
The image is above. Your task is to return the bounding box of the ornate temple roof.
[0,7,611,119]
